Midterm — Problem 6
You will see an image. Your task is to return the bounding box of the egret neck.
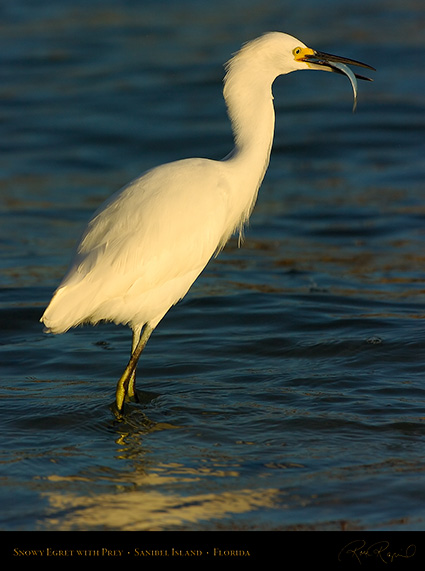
[223,66,276,185]
[221,53,277,241]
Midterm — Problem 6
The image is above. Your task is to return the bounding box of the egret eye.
[293,47,302,56]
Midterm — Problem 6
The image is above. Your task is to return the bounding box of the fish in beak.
[294,47,376,111]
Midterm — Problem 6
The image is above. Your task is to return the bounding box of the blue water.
[1,0,425,532]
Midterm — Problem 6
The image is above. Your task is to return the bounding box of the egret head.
[227,32,375,111]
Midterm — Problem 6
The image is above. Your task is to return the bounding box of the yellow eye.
[293,47,302,56]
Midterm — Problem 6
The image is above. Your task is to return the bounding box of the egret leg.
[127,325,142,400]
[115,324,154,412]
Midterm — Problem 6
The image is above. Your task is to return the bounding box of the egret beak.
[294,47,375,111]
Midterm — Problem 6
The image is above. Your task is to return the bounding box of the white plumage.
[42,159,239,333]
[41,32,374,412]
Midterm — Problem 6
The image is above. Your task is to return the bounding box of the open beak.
[295,47,376,111]
[299,49,375,80]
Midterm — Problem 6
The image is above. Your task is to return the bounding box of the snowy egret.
[41,32,374,412]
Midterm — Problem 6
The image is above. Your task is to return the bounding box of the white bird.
[41,32,374,413]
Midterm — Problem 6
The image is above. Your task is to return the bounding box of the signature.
[338,539,416,565]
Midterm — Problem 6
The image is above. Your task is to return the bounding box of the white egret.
[41,32,374,412]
